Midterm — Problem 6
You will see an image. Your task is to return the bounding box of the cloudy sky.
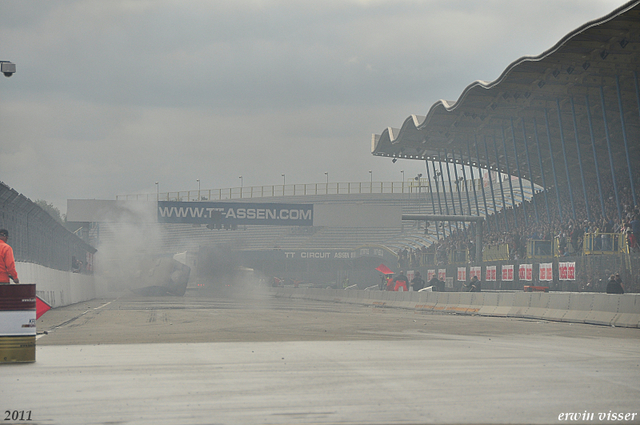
[0,0,628,213]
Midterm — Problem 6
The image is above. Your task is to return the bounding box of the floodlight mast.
[0,61,16,77]
[402,214,484,263]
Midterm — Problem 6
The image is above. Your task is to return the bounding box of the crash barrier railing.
[583,233,628,255]
[381,232,630,265]
[419,234,627,266]
[527,240,553,259]
[448,249,469,265]
[483,243,510,262]
[421,253,435,265]
[398,252,435,268]
[526,234,629,259]
[272,287,640,328]
[554,237,578,257]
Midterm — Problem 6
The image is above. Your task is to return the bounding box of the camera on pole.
[1,61,16,77]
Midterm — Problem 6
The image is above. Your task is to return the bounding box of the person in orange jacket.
[0,229,19,284]
[393,271,408,292]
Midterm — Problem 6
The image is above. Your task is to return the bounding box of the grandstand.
[372,1,640,227]
[369,0,640,291]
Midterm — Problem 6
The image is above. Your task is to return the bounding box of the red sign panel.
[457,267,466,282]
[558,262,576,280]
[519,264,533,281]
[539,263,553,281]
[470,267,481,279]
[486,266,496,281]
[502,265,514,281]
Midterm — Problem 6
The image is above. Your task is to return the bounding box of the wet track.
[2,288,640,424]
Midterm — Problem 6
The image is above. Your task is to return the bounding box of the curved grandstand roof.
[372,1,640,190]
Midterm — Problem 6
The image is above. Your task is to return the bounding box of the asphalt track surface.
[2,287,640,425]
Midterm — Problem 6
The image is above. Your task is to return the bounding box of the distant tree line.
[35,200,65,225]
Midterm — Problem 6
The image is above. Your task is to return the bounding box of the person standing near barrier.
[0,229,19,284]
[393,271,408,292]
[606,273,624,294]
[465,275,480,292]
[411,271,425,291]
[428,275,440,291]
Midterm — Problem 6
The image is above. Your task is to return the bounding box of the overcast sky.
[0,0,628,213]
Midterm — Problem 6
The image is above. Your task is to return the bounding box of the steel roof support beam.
[424,160,441,241]
[616,75,637,207]
[585,94,606,219]
[501,125,519,228]
[452,151,465,216]
[444,150,457,216]
[556,99,577,221]
[431,161,444,217]
[457,149,473,217]
[492,135,510,231]
[510,118,528,226]
[484,137,500,231]
[600,85,622,221]
[533,116,552,222]
[438,159,453,235]
[467,140,481,217]
[570,97,591,221]
[402,214,484,264]
[544,108,564,222]
[474,137,490,229]
[521,118,540,223]
[444,150,459,234]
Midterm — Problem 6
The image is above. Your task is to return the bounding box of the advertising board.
[158,201,313,226]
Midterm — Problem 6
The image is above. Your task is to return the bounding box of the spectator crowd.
[399,172,640,269]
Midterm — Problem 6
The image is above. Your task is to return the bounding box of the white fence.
[16,262,95,308]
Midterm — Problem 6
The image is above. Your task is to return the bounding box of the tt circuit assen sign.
[157,201,313,226]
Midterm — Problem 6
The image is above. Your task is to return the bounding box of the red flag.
[375,264,393,275]
[36,296,51,319]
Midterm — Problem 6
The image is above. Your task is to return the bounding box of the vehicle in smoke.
[133,257,191,296]
[178,245,267,292]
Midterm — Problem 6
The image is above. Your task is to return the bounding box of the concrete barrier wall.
[563,293,593,324]
[16,262,96,308]
[273,288,640,328]
[615,296,640,328]
[494,293,514,317]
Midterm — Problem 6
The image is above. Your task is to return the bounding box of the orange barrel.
[0,284,36,363]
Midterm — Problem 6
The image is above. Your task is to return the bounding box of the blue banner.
[157,201,313,226]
